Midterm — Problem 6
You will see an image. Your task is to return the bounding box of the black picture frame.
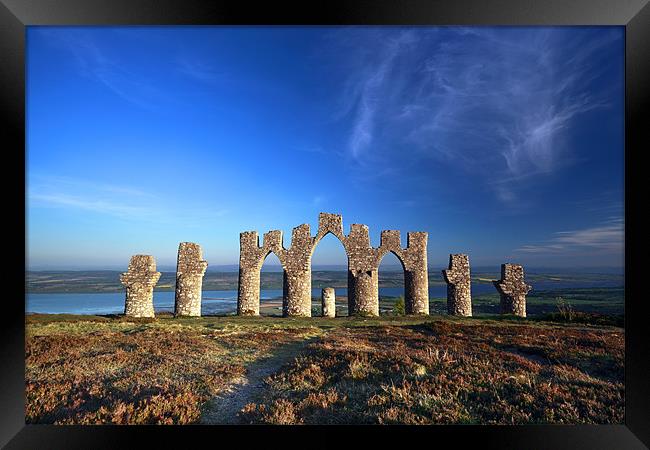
[2,0,648,448]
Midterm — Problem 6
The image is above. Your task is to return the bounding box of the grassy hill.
[26,312,624,425]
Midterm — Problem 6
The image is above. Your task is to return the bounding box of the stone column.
[238,267,261,316]
[405,268,428,314]
[322,287,336,318]
[120,255,161,318]
[348,269,379,316]
[280,224,314,317]
[282,268,312,317]
[493,263,532,317]
[442,254,472,316]
[346,224,379,317]
[174,242,208,317]
[403,232,429,315]
[237,231,269,316]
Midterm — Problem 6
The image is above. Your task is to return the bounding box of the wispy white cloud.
[176,58,227,85]
[28,175,228,225]
[515,217,624,254]
[29,174,156,199]
[36,29,168,110]
[29,193,156,219]
[292,145,335,156]
[345,31,418,162]
[332,27,622,203]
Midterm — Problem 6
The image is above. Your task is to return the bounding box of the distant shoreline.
[26,270,624,294]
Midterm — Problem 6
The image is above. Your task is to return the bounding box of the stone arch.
[236,212,429,317]
[310,228,349,316]
[376,248,407,315]
[258,249,284,315]
[237,229,286,315]
[311,231,349,259]
[376,230,408,271]
[375,230,429,314]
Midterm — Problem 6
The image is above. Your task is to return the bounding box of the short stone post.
[442,254,472,316]
[120,255,161,318]
[174,242,208,317]
[321,287,336,317]
[493,263,531,317]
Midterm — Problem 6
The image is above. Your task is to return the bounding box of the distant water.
[25,280,622,315]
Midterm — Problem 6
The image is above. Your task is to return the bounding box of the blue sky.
[26,26,624,270]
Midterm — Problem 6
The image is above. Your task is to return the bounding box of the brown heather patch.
[240,320,624,425]
[26,322,312,424]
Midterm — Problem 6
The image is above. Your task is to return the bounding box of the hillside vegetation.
[25,313,624,425]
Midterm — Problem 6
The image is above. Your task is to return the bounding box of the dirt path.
[200,336,319,424]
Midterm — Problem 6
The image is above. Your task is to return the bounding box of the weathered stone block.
[120,255,161,318]
[263,230,283,252]
[442,253,472,316]
[321,287,336,318]
[317,212,344,239]
[291,224,312,247]
[380,230,401,249]
[240,231,259,250]
[348,223,371,248]
[406,232,427,250]
[174,242,208,317]
[493,263,531,317]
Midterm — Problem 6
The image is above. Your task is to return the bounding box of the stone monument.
[442,253,472,316]
[174,242,208,317]
[120,255,161,318]
[321,287,336,318]
[237,213,429,318]
[493,263,531,317]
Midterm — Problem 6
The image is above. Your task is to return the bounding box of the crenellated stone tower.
[120,255,161,318]
[493,263,531,317]
[442,253,472,316]
[174,242,208,317]
[236,212,429,317]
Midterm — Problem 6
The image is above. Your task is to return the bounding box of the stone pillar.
[405,268,428,314]
[403,232,429,315]
[322,287,336,318]
[174,242,208,317]
[493,263,532,317]
[120,255,161,318]
[442,254,472,316]
[346,224,379,317]
[280,224,314,317]
[237,231,274,316]
[348,269,379,316]
[237,267,261,316]
[282,268,312,317]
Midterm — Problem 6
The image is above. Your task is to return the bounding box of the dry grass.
[240,321,624,424]
[25,318,313,424]
[25,315,624,425]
